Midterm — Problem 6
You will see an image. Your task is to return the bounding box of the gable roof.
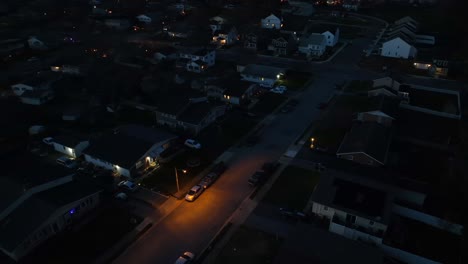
[312,171,393,224]
[84,125,176,169]
[177,101,221,125]
[52,135,85,148]
[337,121,392,165]
[367,95,401,118]
[299,33,326,47]
[0,180,101,252]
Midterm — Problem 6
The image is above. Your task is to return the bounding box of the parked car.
[199,162,227,189]
[248,171,267,186]
[118,180,138,192]
[56,156,79,169]
[115,192,128,200]
[261,162,280,176]
[270,87,285,94]
[184,139,201,149]
[175,252,195,264]
[185,185,204,202]
[42,137,54,145]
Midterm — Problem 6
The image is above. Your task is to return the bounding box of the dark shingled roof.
[52,135,84,148]
[177,102,214,125]
[84,125,176,169]
[337,122,392,165]
[274,224,384,264]
[367,95,401,118]
[0,181,101,252]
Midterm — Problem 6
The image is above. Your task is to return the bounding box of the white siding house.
[179,49,216,67]
[322,28,340,47]
[51,136,89,158]
[261,14,282,29]
[240,64,285,88]
[381,37,417,59]
[298,33,327,57]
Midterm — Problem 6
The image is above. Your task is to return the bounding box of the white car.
[118,180,138,192]
[184,139,201,149]
[42,137,54,145]
[175,252,195,264]
[185,185,204,202]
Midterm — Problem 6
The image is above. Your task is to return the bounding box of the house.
[205,77,257,105]
[336,121,392,166]
[239,64,285,88]
[244,32,259,50]
[380,37,417,59]
[369,77,408,100]
[153,46,178,62]
[321,28,340,47]
[11,72,61,96]
[274,224,384,264]
[261,14,282,29]
[51,135,89,158]
[342,0,360,11]
[19,90,54,106]
[311,172,394,245]
[0,180,102,261]
[268,32,297,56]
[84,125,177,178]
[136,14,152,24]
[179,48,216,67]
[212,26,238,46]
[186,60,208,73]
[356,96,401,127]
[154,94,226,135]
[298,33,327,57]
[175,102,226,135]
[11,78,48,96]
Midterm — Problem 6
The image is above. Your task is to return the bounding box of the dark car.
[200,162,227,189]
[261,162,280,175]
[248,171,268,186]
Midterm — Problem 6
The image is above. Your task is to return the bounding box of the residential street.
[113,35,384,264]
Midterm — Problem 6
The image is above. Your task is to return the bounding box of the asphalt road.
[114,35,385,264]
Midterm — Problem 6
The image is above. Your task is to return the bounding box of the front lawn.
[140,149,208,193]
[263,166,320,211]
[215,225,282,264]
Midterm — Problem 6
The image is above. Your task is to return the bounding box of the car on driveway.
[184,139,201,149]
[185,185,204,202]
[175,251,195,264]
[118,180,138,192]
[42,137,54,145]
[199,162,227,189]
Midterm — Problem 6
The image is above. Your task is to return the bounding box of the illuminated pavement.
[113,36,385,264]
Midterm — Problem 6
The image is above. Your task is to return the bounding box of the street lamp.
[174,168,187,192]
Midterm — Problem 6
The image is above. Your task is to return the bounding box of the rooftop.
[385,215,462,264]
[275,224,384,264]
[52,135,86,148]
[0,180,102,252]
[312,171,393,224]
[177,101,221,125]
[299,33,326,46]
[337,121,393,165]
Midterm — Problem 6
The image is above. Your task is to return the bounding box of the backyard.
[263,166,320,211]
[215,225,282,264]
